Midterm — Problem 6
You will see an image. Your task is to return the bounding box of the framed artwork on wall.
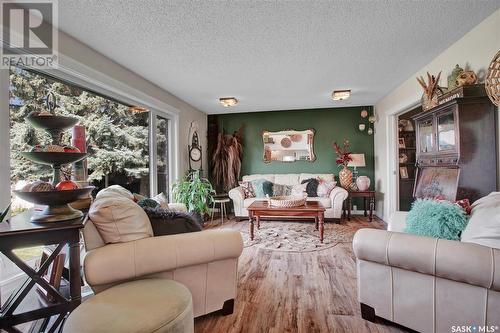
[398,138,406,148]
[262,129,316,163]
[399,166,409,179]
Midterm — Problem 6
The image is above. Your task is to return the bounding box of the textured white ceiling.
[57,1,499,114]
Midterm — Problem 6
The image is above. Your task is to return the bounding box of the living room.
[0,1,499,333]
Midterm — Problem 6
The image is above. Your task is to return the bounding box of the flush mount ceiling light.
[129,106,149,113]
[219,97,238,107]
[331,90,351,101]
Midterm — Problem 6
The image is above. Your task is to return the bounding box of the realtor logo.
[1,0,58,68]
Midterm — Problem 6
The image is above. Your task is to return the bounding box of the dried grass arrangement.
[417,71,442,111]
[211,126,244,193]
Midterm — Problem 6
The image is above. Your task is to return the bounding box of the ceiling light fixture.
[219,97,238,107]
[331,90,351,101]
[129,106,149,113]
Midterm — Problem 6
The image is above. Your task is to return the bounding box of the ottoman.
[64,279,194,333]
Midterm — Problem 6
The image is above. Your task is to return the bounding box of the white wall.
[0,28,207,212]
[374,9,500,221]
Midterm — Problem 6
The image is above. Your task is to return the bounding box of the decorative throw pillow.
[262,181,274,197]
[434,197,472,215]
[405,199,468,240]
[137,198,160,209]
[273,184,293,196]
[251,179,268,198]
[301,178,319,197]
[291,183,307,196]
[239,181,255,198]
[133,193,147,202]
[142,207,202,236]
[317,181,337,198]
[96,185,134,201]
[89,196,154,244]
[152,192,169,209]
[461,192,500,249]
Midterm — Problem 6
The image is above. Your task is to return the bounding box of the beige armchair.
[353,219,500,333]
[82,221,243,318]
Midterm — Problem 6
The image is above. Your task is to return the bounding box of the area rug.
[238,221,371,253]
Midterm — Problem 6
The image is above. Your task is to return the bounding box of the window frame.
[4,66,178,200]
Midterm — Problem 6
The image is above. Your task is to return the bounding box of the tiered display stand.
[13,108,93,222]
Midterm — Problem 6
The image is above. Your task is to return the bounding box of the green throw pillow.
[405,199,468,240]
[251,179,267,198]
[251,179,273,198]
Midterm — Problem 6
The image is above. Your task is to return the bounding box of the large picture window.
[9,67,169,215]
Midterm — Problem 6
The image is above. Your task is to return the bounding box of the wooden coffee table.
[247,201,326,243]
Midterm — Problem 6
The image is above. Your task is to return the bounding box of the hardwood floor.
[195,216,408,333]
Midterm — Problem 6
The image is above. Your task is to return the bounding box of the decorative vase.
[356,176,371,191]
[339,165,353,189]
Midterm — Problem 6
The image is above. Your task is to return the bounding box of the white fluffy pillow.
[89,196,153,244]
[461,192,500,249]
[291,183,307,197]
[317,181,337,198]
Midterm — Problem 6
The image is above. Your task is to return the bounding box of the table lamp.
[348,154,366,180]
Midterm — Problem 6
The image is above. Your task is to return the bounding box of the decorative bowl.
[267,194,307,208]
[21,152,87,166]
[13,186,94,223]
[13,186,94,206]
[26,115,80,145]
[27,115,79,131]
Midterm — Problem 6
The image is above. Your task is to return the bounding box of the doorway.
[396,105,422,211]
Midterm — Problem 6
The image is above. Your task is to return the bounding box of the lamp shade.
[348,154,366,167]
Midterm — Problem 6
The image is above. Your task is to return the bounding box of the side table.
[343,190,376,222]
[0,210,85,332]
[211,194,231,225]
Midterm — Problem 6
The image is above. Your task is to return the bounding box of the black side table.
[0,210,84,332]
[342,190,376,222]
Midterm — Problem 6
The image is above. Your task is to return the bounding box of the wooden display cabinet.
[412,85,497,203]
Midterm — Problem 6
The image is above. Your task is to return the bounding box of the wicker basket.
[267,194,307,208]
[486,50,500,107]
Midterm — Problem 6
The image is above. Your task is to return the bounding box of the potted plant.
[172,171,215,224]
[1,203,11,223]
[333,139,353,189]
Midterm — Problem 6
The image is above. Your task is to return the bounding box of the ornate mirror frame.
[262,129,316,163]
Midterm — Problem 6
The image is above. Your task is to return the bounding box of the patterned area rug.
[238,220,371,252]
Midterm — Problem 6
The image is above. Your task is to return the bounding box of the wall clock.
[188,128,203,173]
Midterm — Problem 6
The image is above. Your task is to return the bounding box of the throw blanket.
[142,207,202,236]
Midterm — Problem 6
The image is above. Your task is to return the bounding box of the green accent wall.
[209,106,375,190]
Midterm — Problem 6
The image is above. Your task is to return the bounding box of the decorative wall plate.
[281,137,292,148]
[486,49,500,106]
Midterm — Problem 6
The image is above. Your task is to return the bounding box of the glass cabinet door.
[418,118,434,154]
[437,112,456,151]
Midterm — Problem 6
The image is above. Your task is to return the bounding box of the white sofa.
[353,193,500,333]
[229,173,348,220]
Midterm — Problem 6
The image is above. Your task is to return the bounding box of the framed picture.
[414,167,460,201]
[399,166,409,179]
[398,138,406,148]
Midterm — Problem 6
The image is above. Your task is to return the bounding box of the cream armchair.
[82,221,243,318]
[353,213,500,333]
